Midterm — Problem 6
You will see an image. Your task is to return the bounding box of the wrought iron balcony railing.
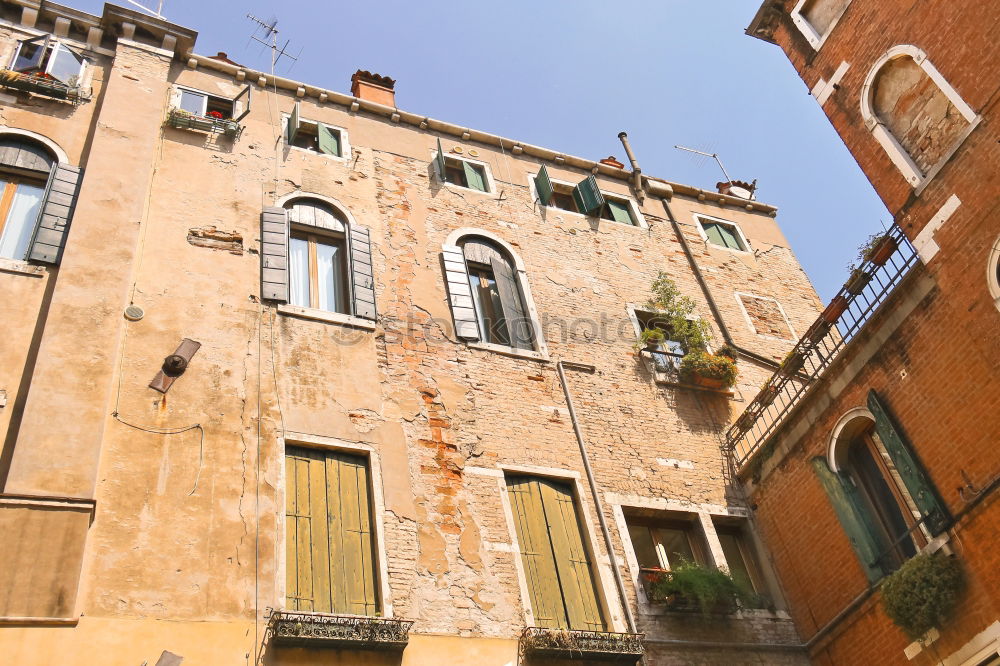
[167,107,242,138]
[269,611,413,651]
[519,627,645,662]
[726,225,919,471]
[0,69,89,103]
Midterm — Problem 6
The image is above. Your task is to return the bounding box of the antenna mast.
[246,14,300,73]
[674,145,734,184]
[125,0,164,19]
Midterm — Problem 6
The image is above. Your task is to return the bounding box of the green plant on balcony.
[646,272,711,353]
[167,107,241,137]
[636,326,666,351]
[881,552,965,638]
[679,350,738,389]
[647,561,751,615]
[0,68,81,101]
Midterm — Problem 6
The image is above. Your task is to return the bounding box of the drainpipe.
[618,132,645,205]
[556,361,640,639]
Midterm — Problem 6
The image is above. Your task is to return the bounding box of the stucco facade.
[0,2,823,664]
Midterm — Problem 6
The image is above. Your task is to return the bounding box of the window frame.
[277,432,393,619]
[694,213,751,253]
[288,226,350,315]
[528,171,647,229]
[859,45,981,192]
[0,173,48,262]
[627,304,709,382]
[10,35,88,88]
[171,84,250,122]
[282,112,351,161]
[988,235,1000,313]
[789,0,854,51]
[496,464,621,631]
[734,291,797,341]
[433,150,495,195]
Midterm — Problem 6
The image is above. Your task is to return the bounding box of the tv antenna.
[674,145,734,184]
[246,14,301,72]
[125,0,165,19]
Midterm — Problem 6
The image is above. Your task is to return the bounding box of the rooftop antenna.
[674,145,734,184]
[125,0,165,19]
[246,13,301,73]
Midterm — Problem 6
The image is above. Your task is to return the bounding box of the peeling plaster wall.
[0,9,818,663]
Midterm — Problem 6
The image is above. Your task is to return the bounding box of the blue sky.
[86,0,889,301]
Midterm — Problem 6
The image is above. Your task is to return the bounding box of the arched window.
[0,136,52,261]
[259,196,376,321]
[812,392,949,582]
[441,231,541,352]
[861,46,979,188]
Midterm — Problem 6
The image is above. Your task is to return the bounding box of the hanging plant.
[881,552,964,638]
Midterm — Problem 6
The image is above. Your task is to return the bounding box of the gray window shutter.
[260,207,289,302]
[442,244,480,341]
[534,165,554,206]
[491,256,534,350]
[28,163,82,265]
[349,224,376,321]
[867,390,950,535]
[811,457,888,583]
[572,175,605,215]
[435,138,446,180]
[318,123,341,156]
[233,84,251,122]
[287,101,300,145]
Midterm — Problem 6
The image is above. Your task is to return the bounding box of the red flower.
[206,110,224,119]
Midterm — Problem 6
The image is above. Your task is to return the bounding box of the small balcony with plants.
[167,108,242,138]
[267,610,413,652]
[519,626,645,663]
[635,272,739,394]
[0,68,88,103]
[640,561,770,616]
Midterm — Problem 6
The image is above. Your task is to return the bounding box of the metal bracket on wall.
[149,338,201,394]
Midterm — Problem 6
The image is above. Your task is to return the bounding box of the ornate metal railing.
[726,225,919,470]
[519,627,645,662]
[269,611,413,651]
[167,107,242,138]
[0,69,88,102]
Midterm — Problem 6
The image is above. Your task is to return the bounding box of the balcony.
[268,611,413,651]
[0,69,88,103]
[519,627,645,662]
[167,107,242,138]
[726,225,919,472]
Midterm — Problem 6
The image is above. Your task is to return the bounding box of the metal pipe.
[556,361,639,637]
[659,197,780,370]
[618,132,645,204]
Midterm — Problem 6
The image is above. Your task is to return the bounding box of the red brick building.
[730,1,1000,664]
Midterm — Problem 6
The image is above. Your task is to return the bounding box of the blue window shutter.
[534,165,554,206]
[435,138,446,180]
[572,175,605,215]
[287,102,300,144]
[811,457,888,583]
[867,390,950,535]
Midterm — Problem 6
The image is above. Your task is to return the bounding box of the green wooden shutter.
[606,199,634,225]
[287,101,300,144]
[285,447,379,615]
[506,476,605,631]
[703,222,726,247]
[435,138,446,180]
[463,161,487,192]
[534,165,554,206]
[867,390,950,535]
[540,481,606,631]
[811,457,887,583]
[572,175,605,215]
[507,477,566,628]
[317,123,341,156]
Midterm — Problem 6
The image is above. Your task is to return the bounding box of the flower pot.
[645,340,663,351]
[845,271,872,296]
[868,236,898,266]
[805,320,833,344]
[692,373,726,390]
[822,296,849,323]
[758,385,779,406]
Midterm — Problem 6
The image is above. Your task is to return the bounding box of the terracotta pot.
[692,373,726,390]
[758,386,779,406]
[845,271,871,296]
[805,320,833,344]
[868,236,898,266]
[822,296,849,323]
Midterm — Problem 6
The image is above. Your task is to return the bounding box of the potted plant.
[857,231,898,267]
[758,378,780,406]
[647,561,749,615]
[777,350,805,377]
[881,552,965,638]
[844,266,872,296]
[637,327,666,351]
[646,272,712,354]
[821,296,849,323]
[805,320,833,344]
[679,349,738,389]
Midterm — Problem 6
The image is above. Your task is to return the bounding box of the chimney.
[599,155,625,169]
[716,179,757,200]
[351,70,396,107]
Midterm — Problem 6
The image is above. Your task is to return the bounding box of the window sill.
[287,144,349,163]
[467,341,548,362]
[440,180,493,197]
[277,304,377,330]
[0,258,45,278]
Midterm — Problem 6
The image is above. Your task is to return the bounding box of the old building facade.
[0,2,831,664]
[735,1,1000,664]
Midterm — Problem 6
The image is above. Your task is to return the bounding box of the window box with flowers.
[166,85,250,139]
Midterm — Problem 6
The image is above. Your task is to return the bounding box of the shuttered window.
[459,238,534,350]
[506,476,605,631]
[603,198,636,226]
[699,219,747,251]
[285,446,379,616]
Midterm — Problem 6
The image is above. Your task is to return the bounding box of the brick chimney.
[351,70,396,107]
[599,155,625,169]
